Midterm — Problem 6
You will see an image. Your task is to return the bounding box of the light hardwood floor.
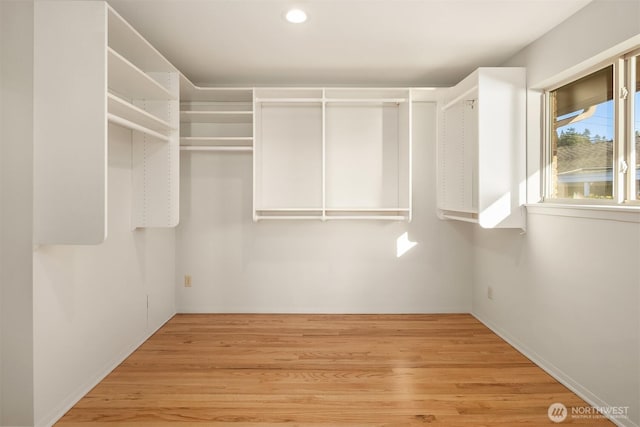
[56,314,613,426]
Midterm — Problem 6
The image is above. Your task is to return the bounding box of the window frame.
[623,48,640,205]
[542,51,640,208]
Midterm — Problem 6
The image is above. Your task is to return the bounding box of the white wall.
[32,124,177,426]
[473,217,639,426]
[176,102,473,313]
[474,1,640,426]
[1,1,35,425]
[506,0,640,89]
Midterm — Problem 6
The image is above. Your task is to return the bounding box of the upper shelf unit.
[106,6,178,142]
[437,67,526,229]
[108,5,181,231]
[34,1,180,244]
[253,88,412,221]
[179,79,254,152]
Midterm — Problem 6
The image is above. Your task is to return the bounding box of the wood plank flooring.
[56,314,613,426]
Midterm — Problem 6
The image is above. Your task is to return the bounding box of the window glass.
[549,65,614,199]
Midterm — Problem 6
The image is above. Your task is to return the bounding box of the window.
[549,66,614,199]
[546,49,640,205]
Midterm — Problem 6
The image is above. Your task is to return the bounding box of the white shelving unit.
[254,88,412,221]
[437,67,526,229]
[180,80,253,153]
[34,1,180,244]
[34,3,524,237]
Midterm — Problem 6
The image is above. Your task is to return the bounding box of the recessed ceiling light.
[285,9,307,24]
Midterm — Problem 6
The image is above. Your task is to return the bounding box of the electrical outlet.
[487,286,493,300]
[184,275,192,287]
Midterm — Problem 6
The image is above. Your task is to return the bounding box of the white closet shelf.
[325,98,407,104]
[180,136,253,144]
[179,80,253,103]
[108,93,175,134]
[255,216,408,221]
[180,145,252,152]
[108,113,170,142]
[255,98,406,104]
[255,216,324,220]
[108,48,176,101]
[255,209,323,220]
[325,216,408,220]
[254,208,410,221]
[325,208,410,212]
[179,84,253,150]
[325,209,410,220]
[180,110,253,123]
[180,101,253,111]
[255,208,322,218]
[107,7,177,74]
[256,208,323,212]
[255,98,324,103]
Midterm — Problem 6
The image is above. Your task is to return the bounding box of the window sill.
[525,203,640,223]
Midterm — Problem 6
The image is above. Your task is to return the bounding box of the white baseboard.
[36,311,176,427]
[175,306,470,314]
[472,311,638,427]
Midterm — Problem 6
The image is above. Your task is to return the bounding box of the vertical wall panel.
[34,1,108,244]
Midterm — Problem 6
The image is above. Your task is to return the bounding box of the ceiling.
[108,0,592,87]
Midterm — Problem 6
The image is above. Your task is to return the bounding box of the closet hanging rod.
[255,98,407,104]
[107,113,170,142]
